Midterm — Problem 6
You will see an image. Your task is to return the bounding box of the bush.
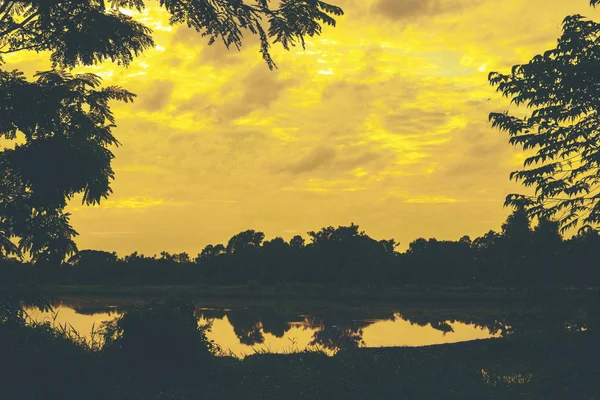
[101,300,218,388]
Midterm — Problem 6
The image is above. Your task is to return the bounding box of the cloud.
[399,194,464,204]
[171,63,298,123]
[173,93,215,116]
[217,64,298,121]
[383,109,450,136]
[134,80,175,112]
[274,146,337,174]
[97,196,164,209]
[95,196,190,210]
[91,231,138,235]
[282,178,368,194]
[371,0,477,21]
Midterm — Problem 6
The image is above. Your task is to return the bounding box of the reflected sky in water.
[26,304,498,356]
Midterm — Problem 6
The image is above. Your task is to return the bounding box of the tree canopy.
[489,0,600,231]
[0,0,344,263]
[0,0,344,69]
[3,217,600,288]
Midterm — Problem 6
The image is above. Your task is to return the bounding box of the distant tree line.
[1,209,599,288]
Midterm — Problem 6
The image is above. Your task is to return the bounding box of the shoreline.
[29,283,592,303]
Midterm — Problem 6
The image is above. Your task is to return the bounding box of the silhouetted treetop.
[532,216,562,247]
[0,0,344,69]
[489,5,600,231]
[67,249,118,266]
[6,214,600,288]
[0,0,153,67]
[0,70,132,208]
[289,235,305,249]
[501,206,530,243]
[198,244,226,260]
[262,237,288,250]
[379,238,399,254]
[308,222,365,245]
[226,230,265,254]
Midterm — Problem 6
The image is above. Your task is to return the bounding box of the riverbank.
[28,283,592,303]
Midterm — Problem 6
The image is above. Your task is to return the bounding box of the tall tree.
[289,235,305,249]
[489,0,600,231]
[501,206,531,243]
[1,70,132,264]
[197,243,225,261]
[226,230,265,254]
[0,0,343,263]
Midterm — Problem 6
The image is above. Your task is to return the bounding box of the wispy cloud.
[95,196,190,210]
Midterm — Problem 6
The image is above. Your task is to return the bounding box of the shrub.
[101,299,219,389]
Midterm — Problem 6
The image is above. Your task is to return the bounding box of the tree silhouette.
[67,249,118,266]
[260,237,291,283]
[308,322,365,350]
[0,0,343,69]
[501,206,531,244]
[0,0,343,263]
[226,230,265,255]
[5,219,600,288]
[303,223,396,284]
[307,222,364,245]
[0,70,133,264]
[101,301,216,389]
[226,311,265,346]
[489,1,600,231]
[405,237,474,285]
[172,252,190,263]
[197,244,226,261]
[0,218,18,258]
[566,225,600,285]
[379,238,399,255]
[497,207,533,284]
[289,235,305,250]
[531,216,563,283]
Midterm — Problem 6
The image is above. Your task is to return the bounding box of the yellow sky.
[5,0,599,256]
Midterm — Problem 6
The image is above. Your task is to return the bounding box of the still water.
[26,299,500,355]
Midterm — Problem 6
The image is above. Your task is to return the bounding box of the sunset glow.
[5,0,597,255]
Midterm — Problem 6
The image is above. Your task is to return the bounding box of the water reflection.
[24,297,591,355]
[24,301,497,355]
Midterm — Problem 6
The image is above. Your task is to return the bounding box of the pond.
[24,296,588,356]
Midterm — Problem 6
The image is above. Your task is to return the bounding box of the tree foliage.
[0,0,343,263]
[4,217,600,287]
[489,1,600,231]
[0,0,343,69]
[0,69,134,263]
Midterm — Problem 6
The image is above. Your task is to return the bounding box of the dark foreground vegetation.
[2,299,599,400]
[3,209,600,289]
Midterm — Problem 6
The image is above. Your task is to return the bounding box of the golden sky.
[5,0,599,256]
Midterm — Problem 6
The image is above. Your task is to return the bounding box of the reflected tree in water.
[308,322,366,350]
[226,310,265,346]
